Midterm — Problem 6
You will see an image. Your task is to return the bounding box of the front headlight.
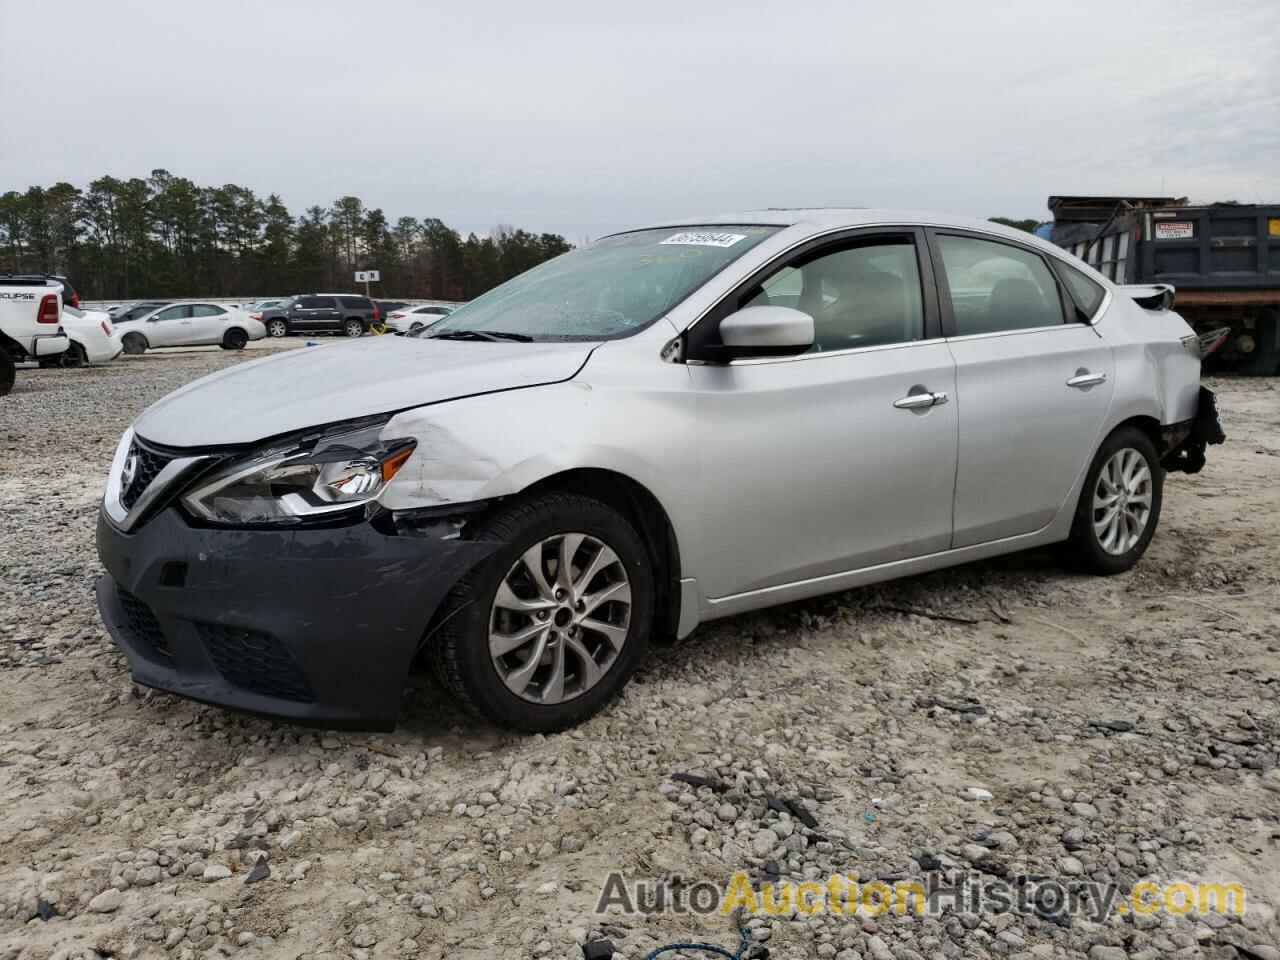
[181,421,416,525]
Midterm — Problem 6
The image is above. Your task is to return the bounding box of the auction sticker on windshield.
[660,231,747,247]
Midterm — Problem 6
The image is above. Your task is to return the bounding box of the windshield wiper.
[428,329,533,343]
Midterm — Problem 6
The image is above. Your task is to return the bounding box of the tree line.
[0,170,573,301]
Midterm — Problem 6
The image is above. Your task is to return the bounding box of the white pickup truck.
[1,275,70,396]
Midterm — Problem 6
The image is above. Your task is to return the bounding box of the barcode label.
[660,232,747,248]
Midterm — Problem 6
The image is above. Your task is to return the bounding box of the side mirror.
[714,305,814,360]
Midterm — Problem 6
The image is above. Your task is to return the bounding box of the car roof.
[615,207,1048,243]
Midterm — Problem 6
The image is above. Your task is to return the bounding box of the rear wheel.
[122,333,147,355]
[1062,425,1163,575]
[221,328,249,350]
[433,492,654,732]
[343,319,364,338]
[267,319,288,338]
[48,342,88,367]
[0,351,14,396]
[1238,309,1280,376]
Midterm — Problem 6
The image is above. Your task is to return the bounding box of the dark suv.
[258,294,380,338]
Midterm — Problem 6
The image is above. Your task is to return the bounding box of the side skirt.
[696,525,1070,625]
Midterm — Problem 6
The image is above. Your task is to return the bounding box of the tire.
[343,319,365,338]
[0,351,14,397]
[39,343,86,368]
[433,492,655,733]
[1237,309,1280,376]
[122,333,147,355]
[1062,425,1164,575]
[221,328,249,350]
[267,319,288,338]
[409,321,424,334]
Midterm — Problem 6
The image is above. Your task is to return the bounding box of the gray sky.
[2,0,1277,242]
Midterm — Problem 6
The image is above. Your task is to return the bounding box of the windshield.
[422,225,780,341]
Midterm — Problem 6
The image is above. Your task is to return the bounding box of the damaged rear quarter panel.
[1101,297,1201,429]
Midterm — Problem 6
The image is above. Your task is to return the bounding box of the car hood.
[132,335,597,448]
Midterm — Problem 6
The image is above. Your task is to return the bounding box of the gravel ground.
[1,351,1278,960]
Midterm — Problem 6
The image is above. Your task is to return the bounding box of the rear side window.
[339,296,369,309]
[298,296,335,309]
[190,304,225,317]
[1057,260,1106,319]
[937,235,1065,335]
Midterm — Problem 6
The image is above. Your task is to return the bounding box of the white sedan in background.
[115,302,267,354]
[40,306,124,366]
[384,303,454,333]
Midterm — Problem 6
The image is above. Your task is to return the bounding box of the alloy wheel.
[489,533,632,704]
[268,320,287,338]
[1093,447,1152,555]
[344,320,363,337]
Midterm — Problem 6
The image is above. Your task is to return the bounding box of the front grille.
[197,624,315,703]
[120,441,174,511]
[116,589,172,661]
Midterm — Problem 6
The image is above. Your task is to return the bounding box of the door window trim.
[1045,258,1113,326]
[925,228,1076,339]
[684,226,942,364]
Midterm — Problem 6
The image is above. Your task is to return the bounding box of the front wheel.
[433,492,654,732]
[267,319,288,338]
[1062,425,1163,575]
[121,333,147,356]
[343,319,365,338]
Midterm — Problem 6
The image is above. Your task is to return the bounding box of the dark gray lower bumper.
[96,507,499,730]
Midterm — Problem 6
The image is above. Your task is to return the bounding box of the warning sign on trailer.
[1154,222,1194,240]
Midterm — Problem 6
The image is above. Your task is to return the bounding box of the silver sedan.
[97,210,1222,733]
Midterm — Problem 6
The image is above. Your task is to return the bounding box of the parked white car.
[115,302,267,354]
[384,303,455,333]
[42,306,124,366]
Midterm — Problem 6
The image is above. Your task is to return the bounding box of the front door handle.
[893,390,948,410]
[1067,371,1107,388]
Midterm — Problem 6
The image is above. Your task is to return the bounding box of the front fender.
[378,376,700,542]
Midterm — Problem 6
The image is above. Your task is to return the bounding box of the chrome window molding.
[1085,289,1112,326]
[674,219,1117,353]
[103,428,213,532]
[691,336,939,367]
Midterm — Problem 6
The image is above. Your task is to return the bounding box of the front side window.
[937,235,1065,336]
[298,296,334,309]
[742,239,924,352]
[425,225,780,341]
[154,305,191,321]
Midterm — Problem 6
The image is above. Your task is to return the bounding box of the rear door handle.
[893,391,948,410]
[1067,371,1107,388]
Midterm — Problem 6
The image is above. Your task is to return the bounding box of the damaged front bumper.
[1162,386,1226,475]
[95,507,500,730]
